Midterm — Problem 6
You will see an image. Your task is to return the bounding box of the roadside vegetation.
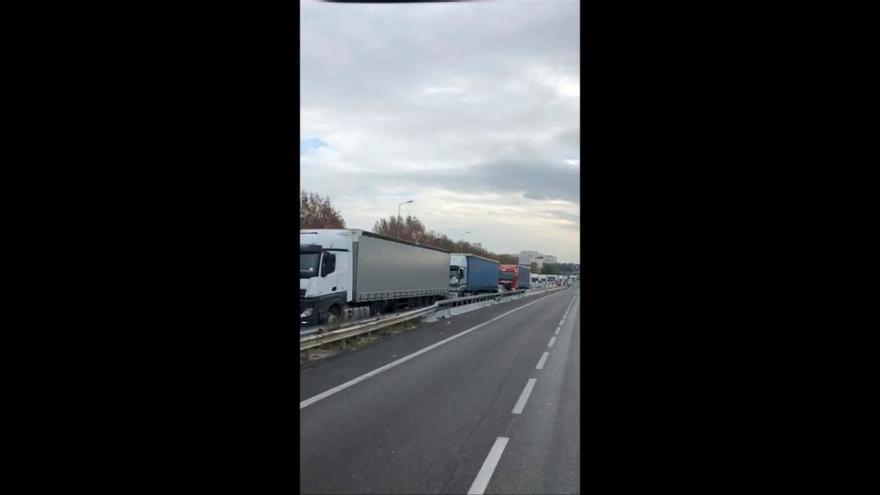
[300,190,576,274]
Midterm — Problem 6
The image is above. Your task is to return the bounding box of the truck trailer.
[530,276,543,289]
[300,229,450,327]
[449,253,500,297]
[518,264,531,289]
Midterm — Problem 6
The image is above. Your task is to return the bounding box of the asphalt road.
[300,286,580,494]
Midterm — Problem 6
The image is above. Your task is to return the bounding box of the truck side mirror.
[321,252,336,276]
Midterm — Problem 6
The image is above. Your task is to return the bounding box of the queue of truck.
[529,274,575,288]
[300,229,568,327]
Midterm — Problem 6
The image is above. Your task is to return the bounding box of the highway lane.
[300,289,563,401]
[300,286,580,494]
[487,293,580,494]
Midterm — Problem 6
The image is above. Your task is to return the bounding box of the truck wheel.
[327,306,341,328]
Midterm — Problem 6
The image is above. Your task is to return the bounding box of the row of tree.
[300,190,555,267]
[300,191,346,229]
[536,262,580,275]
[371,214,519,264]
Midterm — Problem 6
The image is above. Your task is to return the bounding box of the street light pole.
[459,231,471,246]
[397,200,413,238]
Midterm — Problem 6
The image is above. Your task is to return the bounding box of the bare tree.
[373,216,403,239]
[300,191,346,229]
[541,263,560,275]
[374,214,427,243]
[495,254,519,265]
[371,215,518,264]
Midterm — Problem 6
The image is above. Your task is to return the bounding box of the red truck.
[498,264,531,291]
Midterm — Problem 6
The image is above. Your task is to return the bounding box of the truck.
[498,264,532,291]
[518,264,531,290]
[449,253,500,297]
[300,229,450,327]
[532,275,554,289]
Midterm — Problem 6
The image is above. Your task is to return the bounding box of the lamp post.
[397,200,413,237]
[459,231,471,247]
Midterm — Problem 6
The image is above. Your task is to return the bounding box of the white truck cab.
[300,230,356,326]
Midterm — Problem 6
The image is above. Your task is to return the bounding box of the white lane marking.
[301,291,565,409]
[535,352,549,370]
[547,336,557,348]
[560,298,575,322]
[554,326,561,335]
[560,318,565,325]
[467,437,510,495]
[512,378,537,414]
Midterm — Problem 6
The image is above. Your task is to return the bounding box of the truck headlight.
[300,307,314,318]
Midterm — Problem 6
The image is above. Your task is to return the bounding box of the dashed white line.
[301,290,565,409]
[554,326,561,335]
[512,378,537,414]
[535,352,549,370]
[548,336,557,348]
[467,436,510,495]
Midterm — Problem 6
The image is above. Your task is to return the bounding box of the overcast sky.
[301,0,580,263]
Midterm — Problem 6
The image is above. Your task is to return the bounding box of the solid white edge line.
[535,351,549,370]
[301,291,564,409]
[467,436,510,495]
[548,336,557,348]
[511,378,537,414]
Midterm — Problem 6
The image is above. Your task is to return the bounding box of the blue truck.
[517,264,531,290]
[449,253,500,296]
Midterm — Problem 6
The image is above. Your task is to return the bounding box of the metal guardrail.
[300,285,569,351]
[299,290,523,337]
[440,289,524,307]
[300,304,438,351]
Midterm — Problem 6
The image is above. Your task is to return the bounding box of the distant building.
[519,250,541,267]
[519,250,557,271]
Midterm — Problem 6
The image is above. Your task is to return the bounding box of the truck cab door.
[319,252,345,296]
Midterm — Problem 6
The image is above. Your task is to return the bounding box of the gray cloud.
[300,0,580,261]
[355,158,578,203]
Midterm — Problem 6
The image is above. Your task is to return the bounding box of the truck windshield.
[300,253,320,279]
[499,272,514,280]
